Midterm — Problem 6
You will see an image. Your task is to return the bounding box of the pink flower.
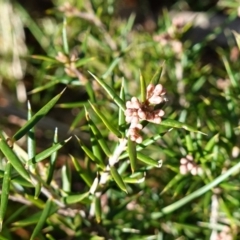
[124,83,167,143]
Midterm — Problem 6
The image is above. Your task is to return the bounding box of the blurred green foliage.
[1,0,240,239]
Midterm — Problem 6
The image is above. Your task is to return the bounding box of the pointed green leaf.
[46,128,58,184]
[12,175,33,187]
[85,81,96,102]
[4,205,29,226]
[31,55,58,63]
[89,102,121,137]
[123,172,145,184]
[13,89,66,141]
[205,134,219,152]
[70,155,92,187]
[25,194,45,208]
[121,13,135,37]
[62,17,69,54]
[28,80,61,94]
[137,152,162,168]
[0,138,30,181]
[16,2,49,50]
[161,118,206,135]
[13,212,44,227]
[110,166,128,193]
[56,101,89,108]
[75,57,96,67]
[128,137,137,173]
[89,129,103,164]
[119,78,126,128]
[150,63,165,85]
[27,101,36,171]
[75,136,105,169]
[94,195,102,223]
[160,173,184,195]
[63,192,90,205]
[222,55,237,88]
[88,71,125,111]
[62,160,71,193]
[34,182,41,200]
[85,108,111,157]
[46,234,55,240]
[152,159,240,219]
[219,197,236,226]
[140,71,146,102]
[12,204,58,227]
[30,199,55,240]
[185,134,194,152]
[102,57,121,79]
[233,30,240,50]
[0,161,12,232]
[69,108,86,132]
[30,137,71,164]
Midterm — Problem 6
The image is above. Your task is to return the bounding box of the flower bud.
[148,96,162,104]
[187,162,194,170]
[125,109,133,116]
[153,84,163,95]
[180,158,188,164]
[131,97,141,109]
[180,165,188,175]
[138,109,146,119]
[190,166,198,175]
[126,100,133,108]
[153,117,161,124]
[135,135,143,143]
[146,84,155,98]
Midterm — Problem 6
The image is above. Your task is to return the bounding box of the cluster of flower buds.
[179,155,203,176]
[125,84,166,143]
[153,18,185,56]
[55,52,78,77]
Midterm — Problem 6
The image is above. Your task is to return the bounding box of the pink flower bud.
[130,122,142,129]
[125,116,132,123]
[135,135,143,143]
[180,158,188,164]
[126,101,133,108]
[138,109,146,119]
[153,84,163,95]
[148,96,162,104]
[146,84,155,98]
[149,117,161,124]
[155,109,165,117]
[130,135,136,141]
[127,128,136,137]
[180,165,188,174]
[131,97,141,109]
[125,109,133,116]
[187,162,194,170]
[186,155,193,161]
[131,115,139,124]
[190,166,198,175]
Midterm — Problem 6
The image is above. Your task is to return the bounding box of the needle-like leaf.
[13,89,66,141]
[0,161,12,232]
